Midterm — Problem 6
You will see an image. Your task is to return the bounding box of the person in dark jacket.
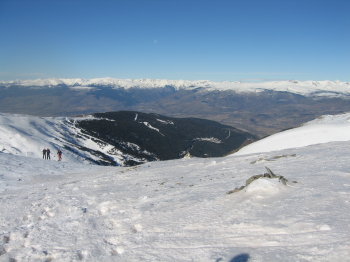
[46,148,51,160]
[42,148,47,159]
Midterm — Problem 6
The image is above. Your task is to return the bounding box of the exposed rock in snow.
[227,167,291,195]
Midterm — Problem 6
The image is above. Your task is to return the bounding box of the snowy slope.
[0,113,128,165]
[1,113,350,261]
[0,113,77,160]
[0,140,350,261]
[235,113,350,155]
[1,78,350,97]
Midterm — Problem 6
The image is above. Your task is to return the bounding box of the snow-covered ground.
[235,113,350,156]
[1,78,350,98]
[1,113,350,261]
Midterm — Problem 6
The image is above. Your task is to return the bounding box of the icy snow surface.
[1,113,350,261]
[235,113,350,156]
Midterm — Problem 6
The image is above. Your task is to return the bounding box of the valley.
[1,79,350,137]
[0,111,254,166]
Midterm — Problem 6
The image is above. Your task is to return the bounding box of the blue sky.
[0,0,349,81]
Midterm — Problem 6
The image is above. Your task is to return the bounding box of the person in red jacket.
[57,149,62,161]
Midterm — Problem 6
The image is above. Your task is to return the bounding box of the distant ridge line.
[1,78,350,97]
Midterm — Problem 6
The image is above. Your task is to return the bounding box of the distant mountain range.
[1,78,349,96]
[1,78,350,137]
[0,111,254,166]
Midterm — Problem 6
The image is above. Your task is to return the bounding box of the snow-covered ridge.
[1,78,350,97]
[235,112,350,155]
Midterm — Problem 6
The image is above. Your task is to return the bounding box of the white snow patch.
[194,137,222,144]
[156,119,174,125]
[244,178,286,197]
[119,141,156,157]
[141,121,164,136]
[225,130,231,139]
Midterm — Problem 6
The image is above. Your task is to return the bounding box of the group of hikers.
[42,148,63,161]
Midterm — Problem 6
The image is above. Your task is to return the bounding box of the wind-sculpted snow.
[235,112,350,155]
[1,77,350,97]
[0,140,350,261]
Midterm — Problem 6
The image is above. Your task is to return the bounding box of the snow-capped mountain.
[1,78,350,137]
[1,78,350,97]
[0,112,349,261]
[0,111,254,166]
